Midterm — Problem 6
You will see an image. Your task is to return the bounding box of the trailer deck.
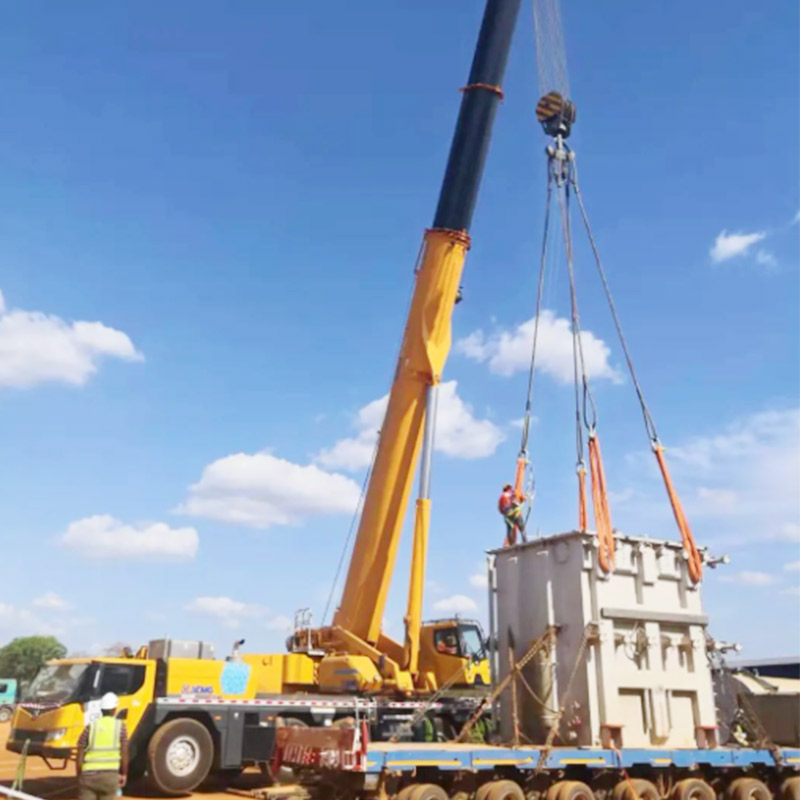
[361,742,800,773]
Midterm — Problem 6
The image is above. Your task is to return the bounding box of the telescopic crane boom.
[306,0,523,695]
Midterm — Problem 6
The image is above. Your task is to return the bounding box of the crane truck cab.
[421,619,490,687]
[7,640,313,796]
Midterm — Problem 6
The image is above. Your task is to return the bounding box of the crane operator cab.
[420,619,490,688]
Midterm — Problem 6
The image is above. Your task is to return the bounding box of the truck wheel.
[409,784,449,800]
[614,778,660,800]
[0,706,13,723]
[781,777,800,800]
[484,780,525,800]
[727,778,770,800]
[673,779,715,800]
[557,782,595,800]
[147,718,214,795]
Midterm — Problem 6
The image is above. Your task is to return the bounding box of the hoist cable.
[533,0,571,99]
[555,165,587,466]
[555,150,613,566]
[519,166,555,458]
[323,234,425,624]
[569,160,699,582]
[322,442,378,625]
[569,164,659,444]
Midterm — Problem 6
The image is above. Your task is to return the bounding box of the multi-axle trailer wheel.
[379,773,797,800]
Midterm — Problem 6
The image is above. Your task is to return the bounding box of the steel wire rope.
[321,236,428,626]
[569,161,702,582]
[569,163,659,444]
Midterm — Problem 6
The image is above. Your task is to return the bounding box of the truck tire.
[0,706,13,723]
[484,780,525,800]
[557,782,595,800]
[781,777,800,800]
[673,779,716,800]
[727,778,770,800]
[614,778,660,800]
[409,784,449,800]
[146,717,214,795]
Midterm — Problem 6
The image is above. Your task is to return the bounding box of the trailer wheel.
[0,706,13,723]
[727,778,770,800]
[614,778,659,800]
[483,780,525,800]
[147,717,214,795]
[396,786,417,800]
[557,781,595,800]
[409,784,449,800]
[547,781,570,800]
[673,779,715,800]
[780,777,800,800]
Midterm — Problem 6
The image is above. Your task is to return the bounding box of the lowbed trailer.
[272,727,800,799]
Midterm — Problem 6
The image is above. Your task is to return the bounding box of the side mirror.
[116,709,128,720]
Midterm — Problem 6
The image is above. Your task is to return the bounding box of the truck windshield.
[458,625,486,661]
[24,664,90,704]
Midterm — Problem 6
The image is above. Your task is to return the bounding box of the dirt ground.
[0,723,270,800]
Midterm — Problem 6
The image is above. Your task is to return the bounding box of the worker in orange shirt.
[498,484,527,546]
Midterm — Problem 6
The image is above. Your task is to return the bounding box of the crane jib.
[433,0,523,233]
[331,0,523,654]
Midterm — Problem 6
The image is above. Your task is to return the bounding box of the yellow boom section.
[333,227,469,645]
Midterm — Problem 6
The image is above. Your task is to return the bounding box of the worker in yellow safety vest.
[76,692,129,800]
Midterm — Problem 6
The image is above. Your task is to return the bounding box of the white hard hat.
[100,692,119,711]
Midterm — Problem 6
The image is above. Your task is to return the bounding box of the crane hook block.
[536,91,577,138]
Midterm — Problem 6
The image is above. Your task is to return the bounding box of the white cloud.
[719,571,778,586]
[315,381,505,472]
[754,250,778,269]
[186,596,265,629]
[180,452,361,529]
[265,615,293,632]
[0,290,143,388]
[187,596,251,618]
[61,515,198,560]
[456,310,621,384]
[696,487,738,514]
[315,396,386,471]
[608,488,635,505]
[0,603,87,639]
[33,592,68,610]
[186,597,291,632]
[469,573,489,589]
[433,594,478,614]
[793,209,800,226]
[774,523,800,543]
[666,408,800,545]
[709,230,766,263]
[781,586,800,597]
[785,561,800,572]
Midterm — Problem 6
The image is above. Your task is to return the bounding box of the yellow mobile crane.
[8,2,520,791]
[293,0,521,697]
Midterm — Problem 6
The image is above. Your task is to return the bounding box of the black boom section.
[432,0,523,232]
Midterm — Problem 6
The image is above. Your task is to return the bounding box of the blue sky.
[0,0,797,660]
